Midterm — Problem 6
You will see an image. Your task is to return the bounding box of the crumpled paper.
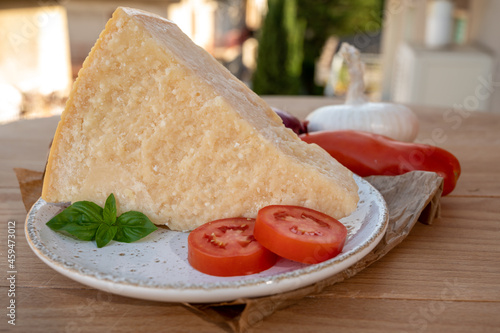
[15,168,443,333]
[14,168,44,212]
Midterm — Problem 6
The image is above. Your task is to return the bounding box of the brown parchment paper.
[15,168,443,333]
[14,168,44,212]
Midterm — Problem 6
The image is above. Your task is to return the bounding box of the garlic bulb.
[306,43,419,142]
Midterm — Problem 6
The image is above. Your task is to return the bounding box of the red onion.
[271,107,307,135]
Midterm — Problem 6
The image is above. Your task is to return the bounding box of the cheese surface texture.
[42,7,359,231]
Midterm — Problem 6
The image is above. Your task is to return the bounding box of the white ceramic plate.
[25,176,388,303]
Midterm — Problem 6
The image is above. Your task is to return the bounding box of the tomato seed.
[203,232,226,248]
[289,225,323,236]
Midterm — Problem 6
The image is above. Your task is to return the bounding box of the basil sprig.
[46,194,157,248]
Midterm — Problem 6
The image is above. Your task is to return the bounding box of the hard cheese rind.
[42,7,359,231]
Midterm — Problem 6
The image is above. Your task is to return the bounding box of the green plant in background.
[253,0,383,95]
[284,0,305,92]
[253,0,305,95]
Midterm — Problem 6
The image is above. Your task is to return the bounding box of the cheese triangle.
[42,7,359,231]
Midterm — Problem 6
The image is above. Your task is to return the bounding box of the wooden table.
[1,96,499,332]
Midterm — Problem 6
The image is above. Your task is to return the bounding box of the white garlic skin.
[306,102,420,142]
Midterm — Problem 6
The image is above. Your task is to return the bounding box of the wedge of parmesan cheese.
[42,7,359,231]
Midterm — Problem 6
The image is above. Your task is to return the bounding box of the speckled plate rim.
[25,176,388,303]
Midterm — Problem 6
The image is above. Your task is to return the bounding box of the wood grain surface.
[1,97,499,332]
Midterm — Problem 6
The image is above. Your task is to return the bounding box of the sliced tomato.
[254,205,347,264]
[188,217,277,277]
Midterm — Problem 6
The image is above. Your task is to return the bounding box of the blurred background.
[1,0,499,124]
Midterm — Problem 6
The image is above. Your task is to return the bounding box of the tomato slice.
[188,218,278,277]
[254,205,347,264]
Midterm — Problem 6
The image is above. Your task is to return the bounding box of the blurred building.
[3,0,499,124]
[0,2,72,123]
[380,0,499,112]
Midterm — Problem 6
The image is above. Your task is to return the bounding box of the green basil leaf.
[46,201,104,241]
[103,193,117,225]
[46,195,158,248]
[95,223,118,248]
[114,211,157,243]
